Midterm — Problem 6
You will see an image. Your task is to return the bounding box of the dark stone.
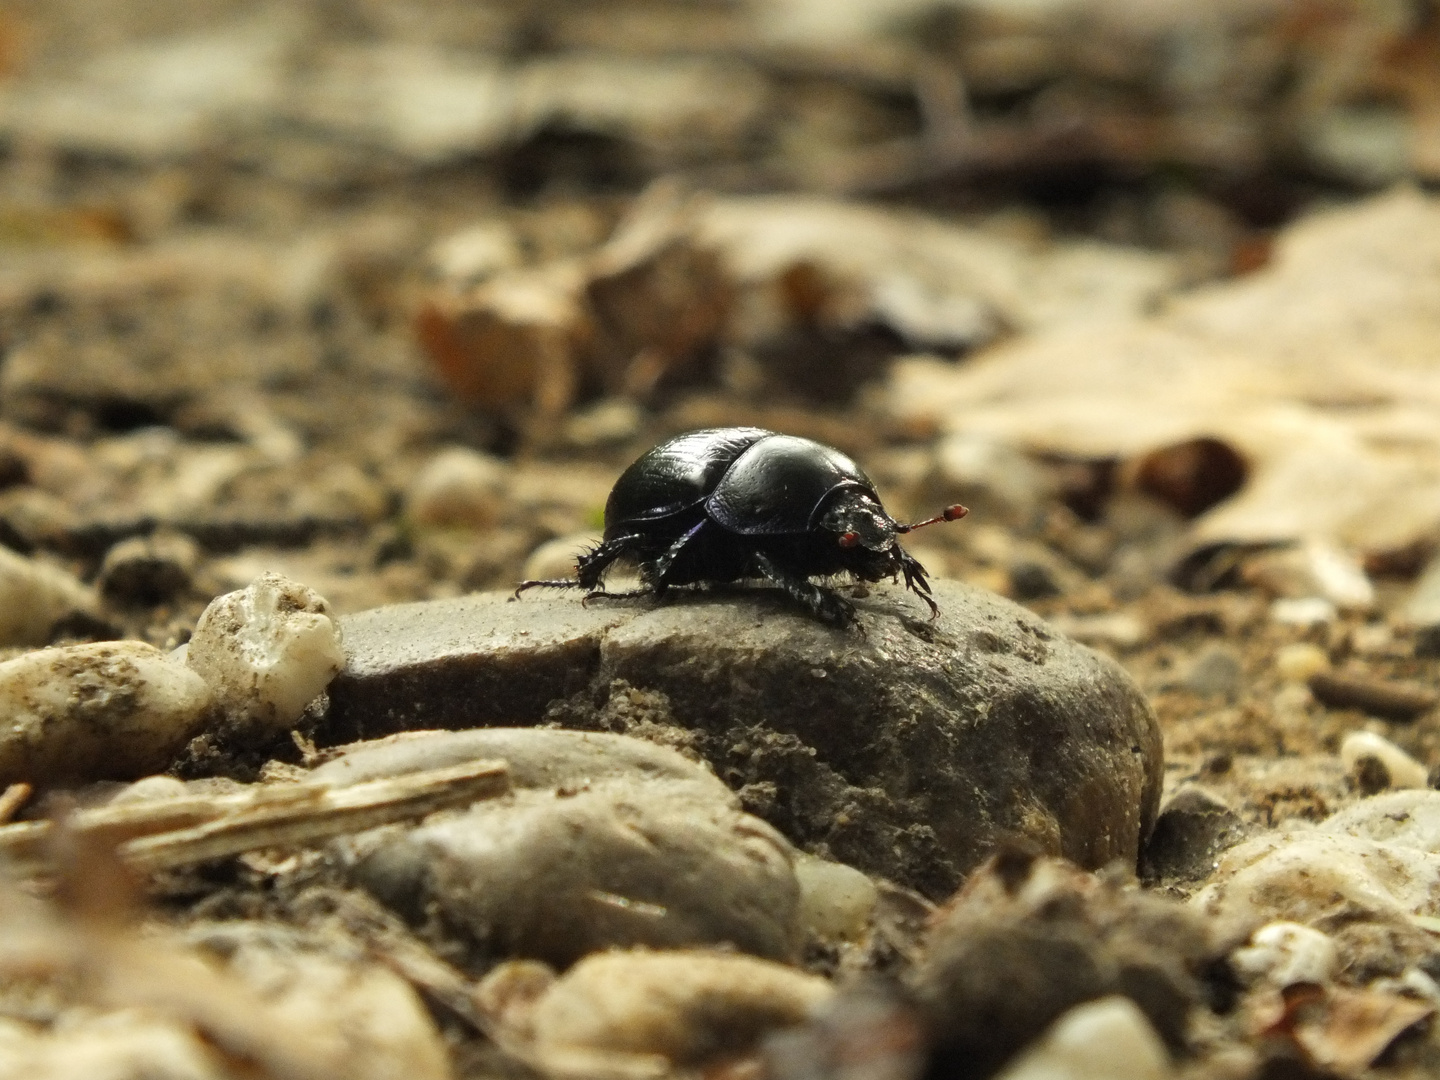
[913,854,1220,1080]
[1140,784,1250,885]
[323,580,1163,898]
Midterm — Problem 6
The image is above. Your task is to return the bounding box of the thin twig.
[0,782,31,825]
[0,759,510,876]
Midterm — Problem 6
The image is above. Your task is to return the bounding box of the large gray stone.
[345,775,801,967]
[324,581,1161,897]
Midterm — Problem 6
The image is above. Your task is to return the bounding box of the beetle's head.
[819,491,898,553]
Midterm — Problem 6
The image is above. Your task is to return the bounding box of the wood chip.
[0,781,30,824]
[0,758,509,876]
[1307,671,1439,721]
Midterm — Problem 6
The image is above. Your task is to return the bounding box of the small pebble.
[1270,597,1336,626]
[520,949,834,1065]
[109,774,190,804]
[0,640,212,785]
[993,996,1173,1080]
[185,573,345,737]
[1140,784,1248,883]
[1405,550,1440,657]
[1181,643,1243,700]
[1275,642,1329,684]
[1009,559,1062,600]
[1339,731,1428,791]
[98,532,199,607]
[562,398,642,448]
[405,446,508,529]
[1304,540,1376,611]
[1243,541,1375,611]
[1046,611,1148,650]
[1231,922,1339,988]
[1350,623,1398,657]
[794,855,879,941]
[0,545,97,647]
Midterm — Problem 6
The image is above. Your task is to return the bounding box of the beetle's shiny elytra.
[515,427,967,626]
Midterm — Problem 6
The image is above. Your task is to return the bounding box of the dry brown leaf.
[885,188,1440,559]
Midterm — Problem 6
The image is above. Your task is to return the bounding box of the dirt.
[4,1,1440,1077]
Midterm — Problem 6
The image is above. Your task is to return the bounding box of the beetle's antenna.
[896,504,968,533]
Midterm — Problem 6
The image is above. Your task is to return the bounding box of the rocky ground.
[3,1,1440,1078]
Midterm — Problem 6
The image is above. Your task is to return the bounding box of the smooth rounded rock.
[325,580,1162,897]
[98,532,199,608]
[345,775,801,966]
[794,855,879,941]
[993,997,1173,1080]
[523,949,833,1064]
[0,545,97,647]
[0,640,212,785]
[405,446,508,529]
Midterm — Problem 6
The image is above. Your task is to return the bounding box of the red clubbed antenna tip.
[897,504,969,533]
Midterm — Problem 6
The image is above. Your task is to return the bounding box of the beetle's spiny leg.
[754,552,856,628]
[650,521,708,590]
[581,586,659,608]
[513,578,583,598]
[896,550,941,619]
[574,533,646,590]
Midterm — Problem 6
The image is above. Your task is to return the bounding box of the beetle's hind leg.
[753,552,856,627]
[513,534,642,598]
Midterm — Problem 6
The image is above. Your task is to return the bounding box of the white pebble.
[795,856,879,941]
[110,774,190,804]
[1194,831,1440,934]
[186,574,344,737]
[1232,922,1338,988]
[1274,643,1329,684]
[1270,597,1337,626]
[1340,731,1429,790]
[994,996,1172,1080]
[1323,789,1440,850]
[0,641,211,784]
[1304,540,1376,612]
[0,546,96,647]
[406,447,509,529]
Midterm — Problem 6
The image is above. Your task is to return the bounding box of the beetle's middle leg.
[753,552,856,627]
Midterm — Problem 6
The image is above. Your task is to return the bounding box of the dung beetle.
[516,427,967,626]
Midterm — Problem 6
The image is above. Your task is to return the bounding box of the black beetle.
[515,427,967,626]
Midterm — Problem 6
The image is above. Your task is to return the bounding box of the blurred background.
[0,0,1438,668]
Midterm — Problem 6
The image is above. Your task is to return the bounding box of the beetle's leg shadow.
[752,552,858,629]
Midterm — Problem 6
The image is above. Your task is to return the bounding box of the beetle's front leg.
[897,549,940,619]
